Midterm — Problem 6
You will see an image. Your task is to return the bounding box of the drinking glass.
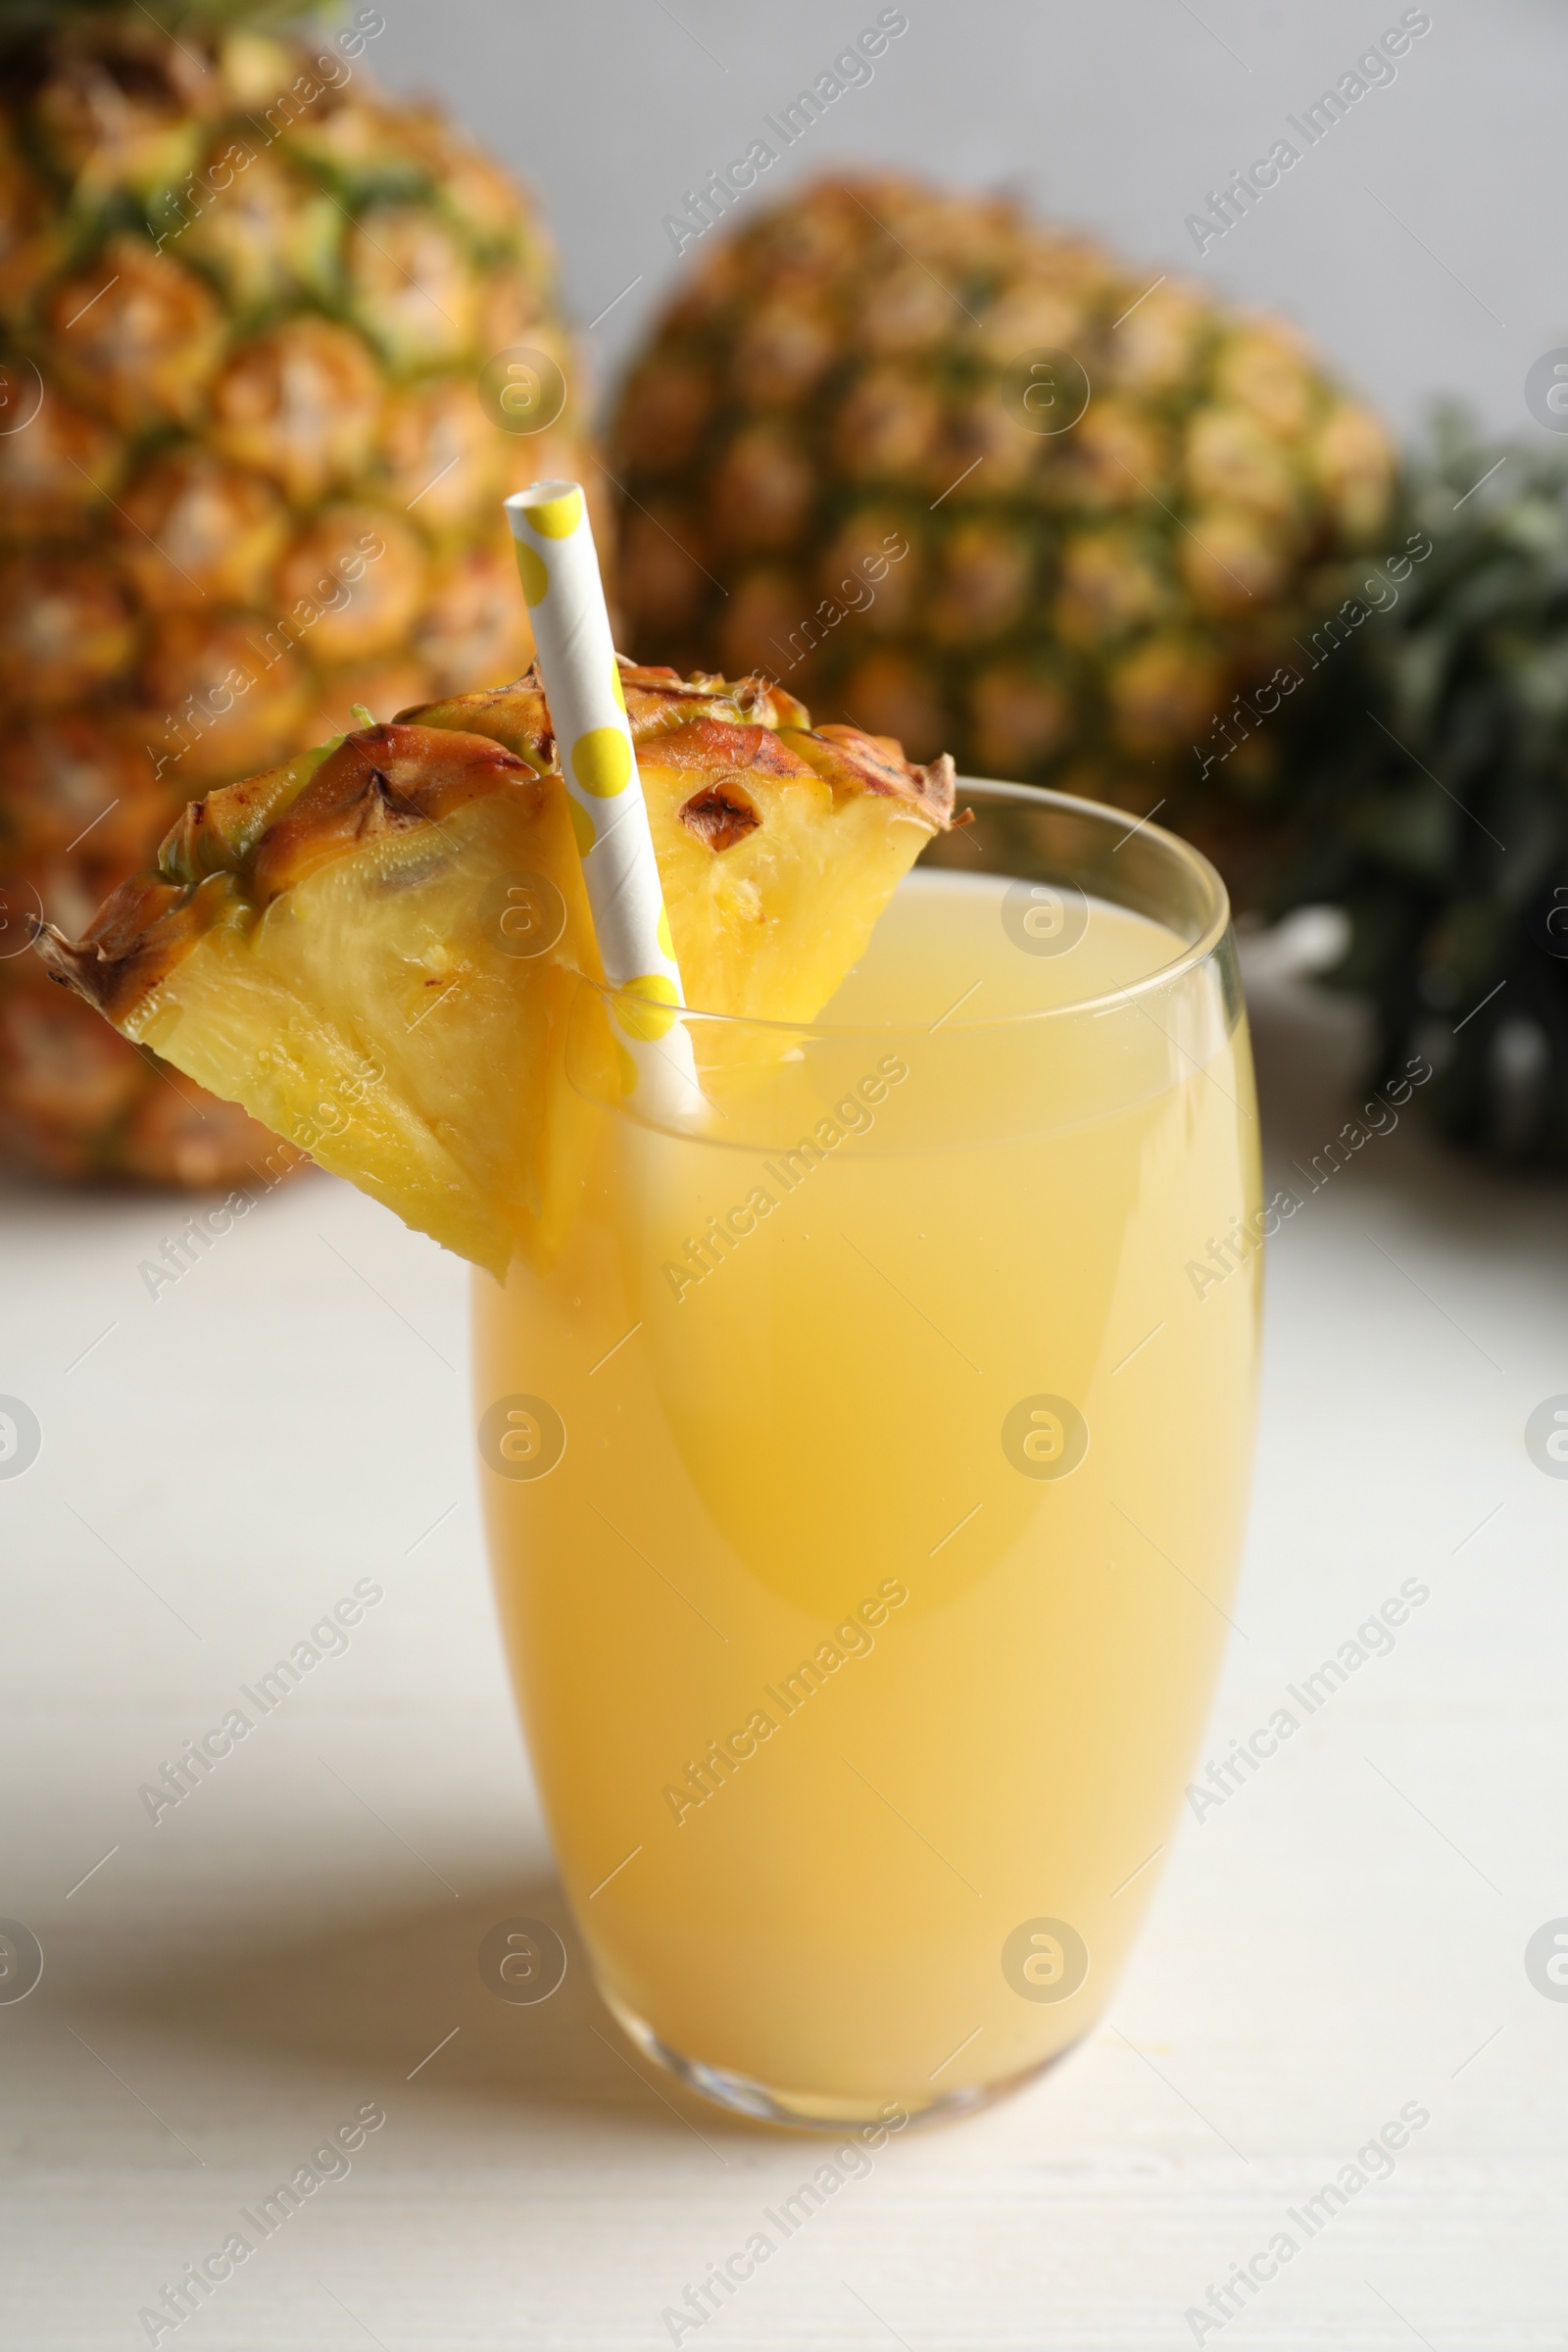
[474,781,1260,2128]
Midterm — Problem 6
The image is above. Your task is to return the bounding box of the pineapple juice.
[476,858,1260,2121]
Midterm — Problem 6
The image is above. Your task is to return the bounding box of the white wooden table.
[2,935,1563,2350]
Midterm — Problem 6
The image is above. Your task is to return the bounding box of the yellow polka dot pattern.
[527,485,583,538]
[513,542,549,607]
[614,972,679,1041]
[572,725,633,799]
[504,478,695,1112]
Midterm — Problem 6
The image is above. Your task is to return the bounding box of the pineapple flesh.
[0,1,598,1185]
[612,174,1396,865]
[33,662,956,1271]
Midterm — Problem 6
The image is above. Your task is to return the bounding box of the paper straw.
[504,482,699,1112]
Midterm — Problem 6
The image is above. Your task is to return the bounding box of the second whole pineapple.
[0,0,598,1183]
[612,175,1396,863]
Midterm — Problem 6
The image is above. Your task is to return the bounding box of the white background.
[371,0,1568,441]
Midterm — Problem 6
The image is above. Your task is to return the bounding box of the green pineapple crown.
[1272,406,1568,1162]
[0,0,320,36]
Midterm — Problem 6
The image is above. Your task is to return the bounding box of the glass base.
[603,1985,1081,2132]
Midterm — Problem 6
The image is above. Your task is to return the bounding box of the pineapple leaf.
[1272,415,1568,1165]
[0,0,314,29]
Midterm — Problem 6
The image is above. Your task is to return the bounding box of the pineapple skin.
[0,6,600,1185]
[611,174,1397,883]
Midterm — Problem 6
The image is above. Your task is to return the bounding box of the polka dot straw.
[505,482,700,1111]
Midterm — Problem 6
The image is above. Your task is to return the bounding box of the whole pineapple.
[0,0,595,1184]
[612,174,1395,869]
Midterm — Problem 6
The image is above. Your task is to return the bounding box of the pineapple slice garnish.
[34,662,955,1272]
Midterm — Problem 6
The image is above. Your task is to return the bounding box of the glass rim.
[584,776,1234,1040]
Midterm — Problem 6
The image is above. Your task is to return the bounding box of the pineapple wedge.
[34,662,955,1272]
[413,662,956,1022]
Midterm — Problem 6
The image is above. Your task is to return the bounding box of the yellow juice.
[475,857,1260,2122]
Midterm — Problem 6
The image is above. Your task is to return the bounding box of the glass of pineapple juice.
[474,780,1260,2129]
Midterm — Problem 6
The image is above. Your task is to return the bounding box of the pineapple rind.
[611,172,1397,853]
